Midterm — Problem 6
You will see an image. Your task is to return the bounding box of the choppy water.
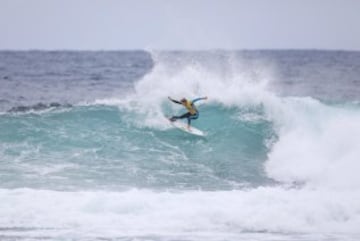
[1,50,360,241]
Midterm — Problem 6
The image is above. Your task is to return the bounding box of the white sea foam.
[0,188,359,240]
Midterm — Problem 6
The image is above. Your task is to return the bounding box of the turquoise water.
[0,104,273,191]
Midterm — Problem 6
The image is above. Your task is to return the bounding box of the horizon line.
[0,48,359,53]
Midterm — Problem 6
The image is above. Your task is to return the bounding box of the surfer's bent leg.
[171,112,191,122]
[187,112,199,126]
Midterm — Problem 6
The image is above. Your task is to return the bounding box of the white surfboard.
[169,120,205,136]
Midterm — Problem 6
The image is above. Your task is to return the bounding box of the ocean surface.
[0,50,360,241]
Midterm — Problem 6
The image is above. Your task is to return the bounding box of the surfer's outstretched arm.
[191,96,208,104]
[168,96,182,104]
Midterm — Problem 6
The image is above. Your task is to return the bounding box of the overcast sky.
[1,0,359,50]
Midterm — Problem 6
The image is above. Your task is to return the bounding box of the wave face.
[1,50,360,241]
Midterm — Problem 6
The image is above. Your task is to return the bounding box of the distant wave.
[7,102,72,113]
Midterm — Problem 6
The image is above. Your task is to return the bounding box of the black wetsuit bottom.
[170,112,199,125]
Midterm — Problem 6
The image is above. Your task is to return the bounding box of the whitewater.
[0,50,360,241]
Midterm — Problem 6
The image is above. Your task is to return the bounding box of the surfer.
[168,96,208,129]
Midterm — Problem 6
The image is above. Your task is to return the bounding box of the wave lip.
[7,102,72,113]
[265,97,360,190]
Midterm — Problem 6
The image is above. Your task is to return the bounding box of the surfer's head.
[180,98,187,103]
